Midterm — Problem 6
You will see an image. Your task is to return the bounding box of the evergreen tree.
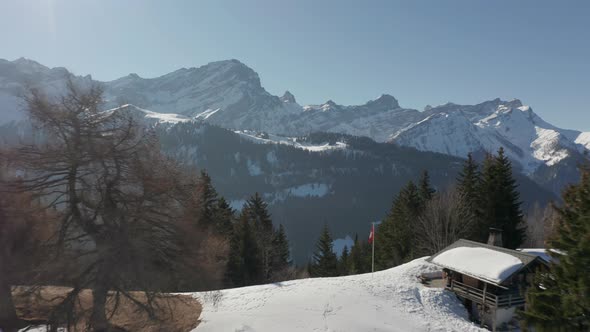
[457,153,480,208]
[376,181,422,269]
[338,246,351,276]
[242,193,275,281]
[494,148,526,248]
[243,193,273,234]
[418,170,436,202]
[477,153,498,241]
[522,166,590,330]
[478,148,526,248]
[271,224,291,275]
[213,197,235,236]
[350,234,363,274]
[309,224,338,277]
[196,170,219,227]
[225,213,263,287]
[457,153,483,240]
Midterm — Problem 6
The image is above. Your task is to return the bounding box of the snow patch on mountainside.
[531,127,570,166]
[109,104,191,124]
[235,130,348,152]
[287,183,330,197]
[193,257,484,332]
[575,132,590,150]
[195,108,220,120]
[262,183,332,205]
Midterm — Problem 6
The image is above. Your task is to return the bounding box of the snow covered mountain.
[0,58,92,123]
[390,98,588,175]
[0,57,588,193]
[103,59,303,131]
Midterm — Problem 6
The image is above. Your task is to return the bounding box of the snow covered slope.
[193,257,484,332]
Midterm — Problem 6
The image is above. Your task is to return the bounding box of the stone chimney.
[487,227,503,247]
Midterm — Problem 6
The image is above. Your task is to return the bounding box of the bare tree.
[4,81,193,331]
[0,167,57,332]
[414,188,476,256]
[0,180,33,332]
[524,202,559,248]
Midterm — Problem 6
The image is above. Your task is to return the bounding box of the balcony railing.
[448,280,525,308]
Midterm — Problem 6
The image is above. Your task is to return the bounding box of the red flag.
[368,223,374,244]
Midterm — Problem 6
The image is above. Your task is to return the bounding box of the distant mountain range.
[1,57,587,194]
[0,57,584,260]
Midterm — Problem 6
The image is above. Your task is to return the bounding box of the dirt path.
[13,286,201,332]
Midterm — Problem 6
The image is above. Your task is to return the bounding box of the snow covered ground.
[192,257,484,332]
[21,258,484,332]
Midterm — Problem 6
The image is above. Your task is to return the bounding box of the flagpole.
[371,222,375,274]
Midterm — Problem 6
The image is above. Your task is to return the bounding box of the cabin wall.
[462,275,480,289]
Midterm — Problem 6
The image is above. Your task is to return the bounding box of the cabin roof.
[427,239,543,286]
[517,248,555,264]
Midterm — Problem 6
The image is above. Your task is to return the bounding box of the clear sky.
[1,0,589,131]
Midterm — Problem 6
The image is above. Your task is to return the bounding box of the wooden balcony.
[448,280,526,308]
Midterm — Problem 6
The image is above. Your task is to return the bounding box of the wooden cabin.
[427,238,549,331]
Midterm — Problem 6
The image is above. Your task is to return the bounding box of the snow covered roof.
[518,248,562,264]
[428,239,543,285]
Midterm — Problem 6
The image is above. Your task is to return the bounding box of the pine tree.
[271,224,291,276]
[213,197,235,236]
[309,224,338,277]
[196,170,219,227]
[457,153,483,240]
[418,170,436,202]
[350,234,363,274]
[478,148,526,248]
[522,166,590,330]
[494,148,526,248]
[376,181,422,269]
[243,193,273,234]
[242,193,275,281]
[225,213,263,287]
[457,153,480,209]
[338,245,352,276]
[477,153,498,242]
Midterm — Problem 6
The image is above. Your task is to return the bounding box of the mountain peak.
[126,73,141,79]
[507,98,523,108]
[280,90,297,103]
[364,94,400,110]
[196,59,262,89]
[11,57,49,72]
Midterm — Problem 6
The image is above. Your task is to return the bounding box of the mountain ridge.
[0,57,587,195]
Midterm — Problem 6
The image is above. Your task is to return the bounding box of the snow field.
[192,257,484,332]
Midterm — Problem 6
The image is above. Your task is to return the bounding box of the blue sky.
[1,0,589,130]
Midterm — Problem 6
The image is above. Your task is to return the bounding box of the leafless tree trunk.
[0,258,19,332]
[414,188,476,256]
[524,203,559,248]
[0,167,54,332]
